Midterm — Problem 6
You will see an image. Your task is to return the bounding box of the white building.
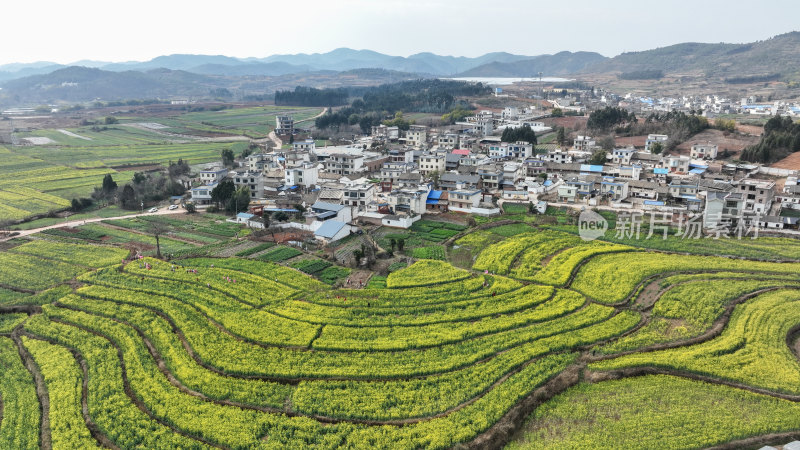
[437,133,459,150]
[285,162,320,188]
[690,143,718,160]
[645,134,668,152]
[232,171,264,199]
[292,139,316,152]
[190,182,218,205]
[573,136,595,151]
[199,168,228,184]
[404,125,428,148]
[324,154,365,176]
[419,153,446,176]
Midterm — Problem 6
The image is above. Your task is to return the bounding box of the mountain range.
[1,32,799,106]
[0,48,599,83]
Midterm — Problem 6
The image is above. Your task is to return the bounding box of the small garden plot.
[258,246,302,262]
[235,242,275,257]
[489,223,534,237]
[290,259,333,275]
[502,203,529,214]
[411,246,446,260]
[409,220,466,242]
[317,266,351,285]
[366,275,387,288]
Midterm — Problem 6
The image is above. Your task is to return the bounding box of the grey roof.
[441,173,480,183]
[315,220,348,239]
[627,180,659,189]
[445,153,462,163]
[783,441,800,450]
[311,201,346,212]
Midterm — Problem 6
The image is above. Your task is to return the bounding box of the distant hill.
[455,51,607,77]
[0,49,541,83]
[187,61,314,77]
[0,66,225,103]
[256,48,533,75]
[0,66,427,106]
[582,32,800,79]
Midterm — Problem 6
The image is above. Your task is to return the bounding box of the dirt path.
[0,207,199,243]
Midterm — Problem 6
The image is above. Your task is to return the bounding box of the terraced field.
[2,227,800,448]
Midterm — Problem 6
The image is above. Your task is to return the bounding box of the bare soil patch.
[674,129,758,155]
[614,135,647,148]
[772,152,800,171]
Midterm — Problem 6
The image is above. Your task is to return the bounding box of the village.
[187,96,800,246]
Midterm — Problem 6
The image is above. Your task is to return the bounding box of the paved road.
[0,208,192,242]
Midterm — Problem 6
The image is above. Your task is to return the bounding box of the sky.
[3,0,800,65]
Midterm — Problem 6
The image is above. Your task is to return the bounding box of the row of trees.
[741,115,800,163]
[501,124,538,145]
[315,79,491,133]
[587,107,637,132]
[275,86,349,107]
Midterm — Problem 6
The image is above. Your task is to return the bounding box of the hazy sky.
[4,0,799,65]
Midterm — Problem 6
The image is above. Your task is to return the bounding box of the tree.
[227,186,251,214]
[390,238,397,253]
[71,198,82,212]
[556,127,567,147]
[119,184,137,209]
[587,106,636,131]
[102,174,118,195]
[352,249,364,266]
[104,116,119,125]
[430,170,441,189]
[397,238,405,252]
[262,211,271,228]
[501,124,537,145]
[274,211,289,222]
[185,203,196,214]
[650,142,664,155]
[147,220,169,259]
[599,135,616,151]
[210,180,235,209]
[221,148,235,167]
[133,172,146,184]
[588,149,608,165]
[551,108,563,117]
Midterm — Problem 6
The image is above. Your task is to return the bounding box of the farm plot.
[7,224,800,449]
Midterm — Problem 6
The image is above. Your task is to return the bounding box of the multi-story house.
[691,143,718,160]
[199,168,228,184]
[419,153,446,176]
[573,135,595,151]
[292,139,316,152]
[324,154,365,176]
[284,162,319,188]
[232,170,264,199]
[341,183,375,208]
[645,134,668,152]
[437,133,459,150]
[477,164,503,191]
[448,189,481,210]
[404,125,428,148]
[275,115,294,135]
[732,179,775,215]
